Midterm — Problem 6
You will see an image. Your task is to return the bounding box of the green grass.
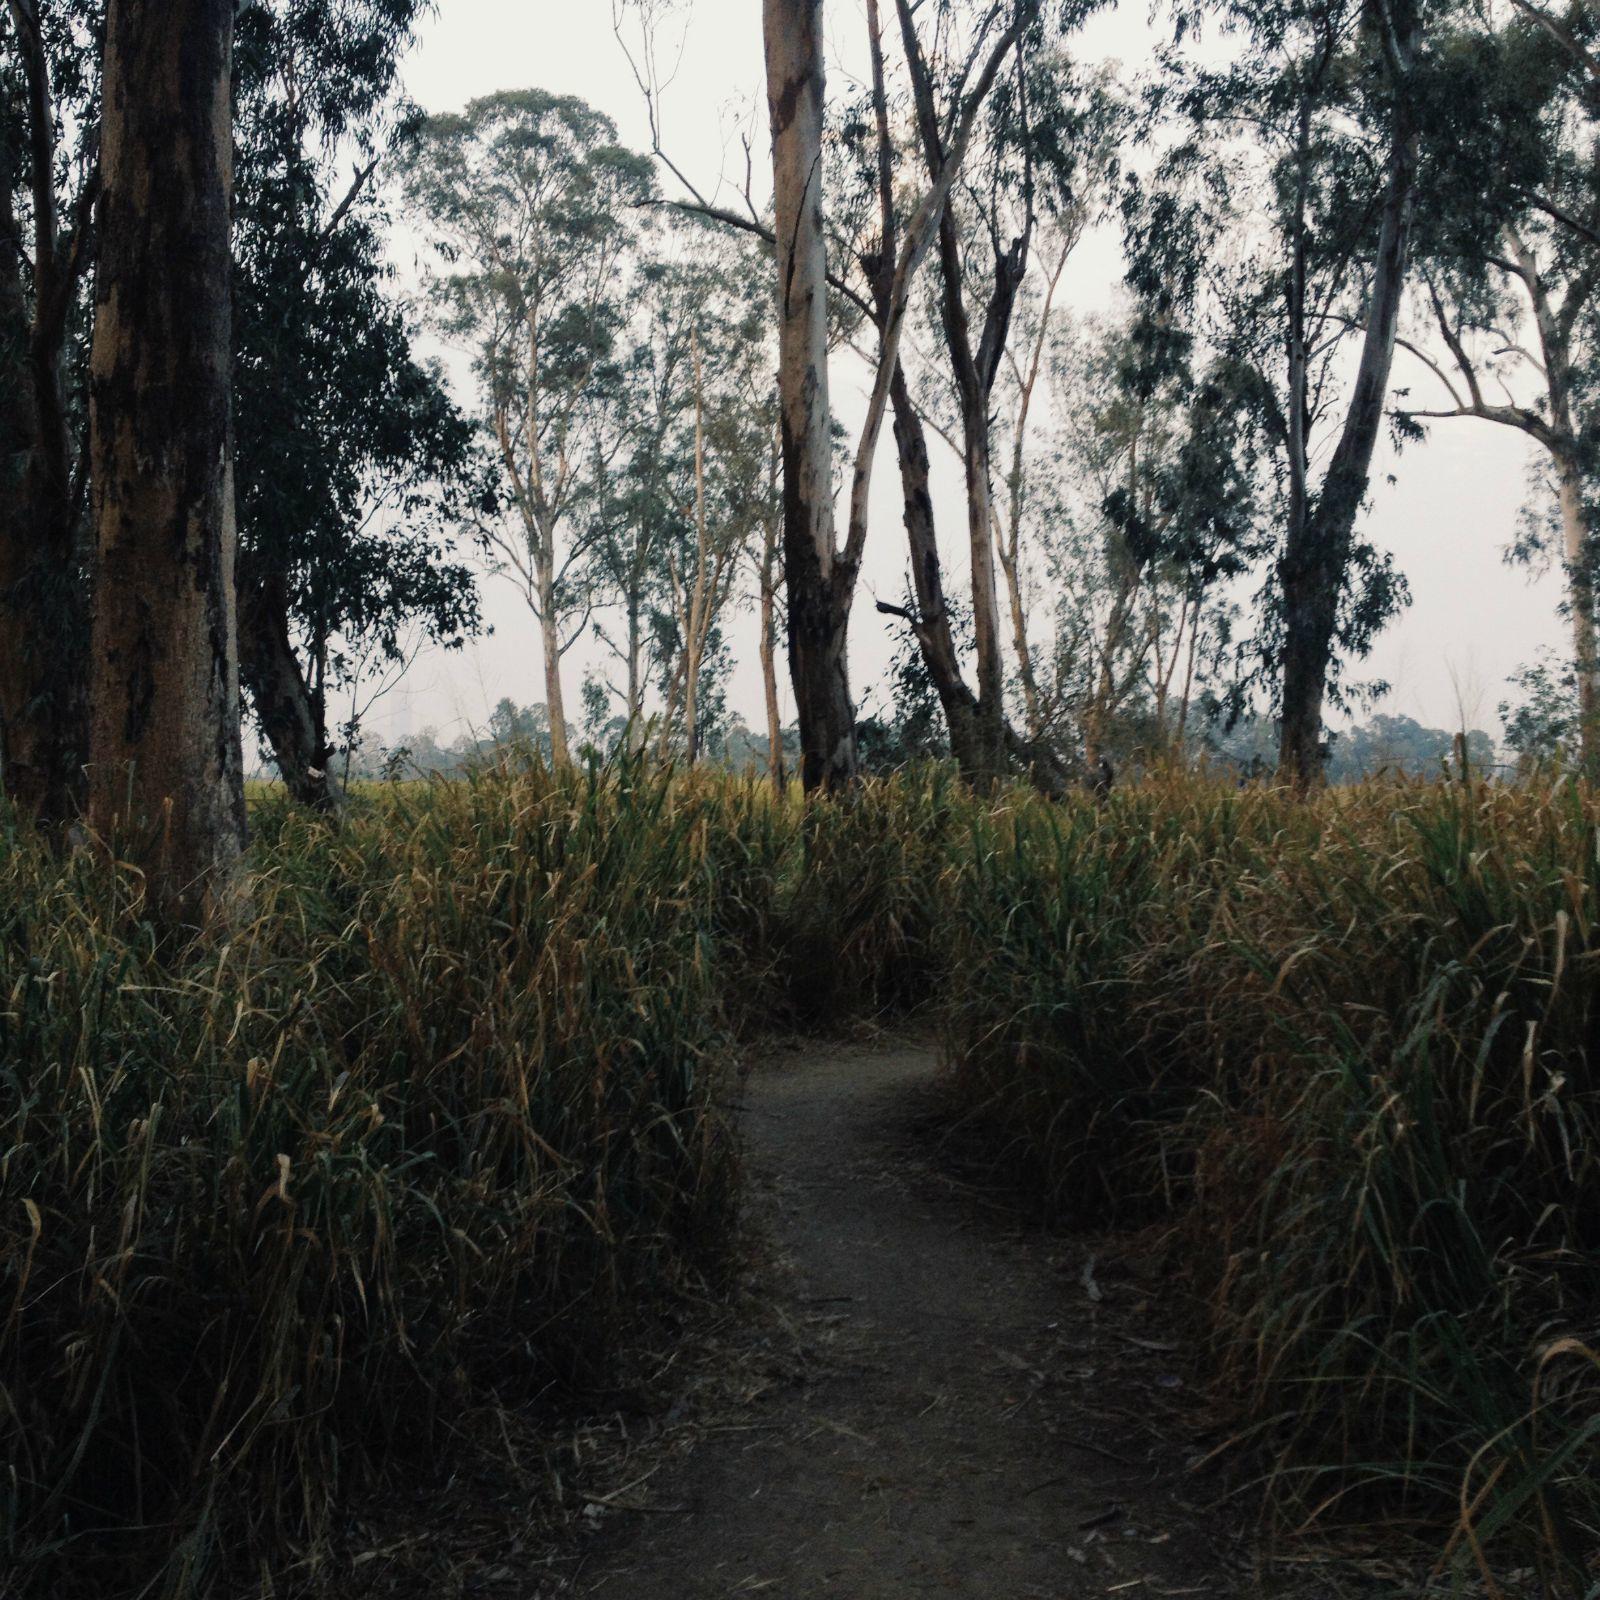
[2,759,1597,1594]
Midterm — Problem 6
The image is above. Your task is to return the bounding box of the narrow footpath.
[568,1042,1316,1599]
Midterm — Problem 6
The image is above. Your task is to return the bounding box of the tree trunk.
[0,179,57,818]
[764,0,857,793]
[866,4,1022,785]
[995,522,1040,741]
[86,0,247,922]
[537,554,570,766]
[962,388,1006,777]
[682,326,708,764]
[904,37,1027,783]
[759,549,786,786]
[682,638,701,763]
[625,573,645,752]
[1556,452,1600,774]
[237,579,340,811]
[887,371,988,778]
[1507,228,1599,776]
[0,65,87,824]
[759,434,787,788]
[1277,28,1418,791]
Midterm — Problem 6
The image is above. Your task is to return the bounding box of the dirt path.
[568,1042,1301,1599]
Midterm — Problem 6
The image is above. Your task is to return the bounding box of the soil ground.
[562,1040,1358,1599]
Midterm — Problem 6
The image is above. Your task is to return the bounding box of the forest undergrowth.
[1,756,1596,1596]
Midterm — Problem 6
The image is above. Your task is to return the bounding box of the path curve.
[571,1042,1273,1599]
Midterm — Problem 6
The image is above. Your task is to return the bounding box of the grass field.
[2,758,1596,1594]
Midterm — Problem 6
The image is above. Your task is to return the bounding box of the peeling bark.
[764,0,858,793]
[885,369,987,777]
[894,0,1032,784]
[87,0,247,922]
[536,544,571,767]
[1556,454,1600,769]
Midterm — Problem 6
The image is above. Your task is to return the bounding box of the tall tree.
[588,228,772,761]
[1274,0,1421,788]
[627,0,1016,787]
[763,0,858,791]
[761,0,1034,789]
[0,2,98,823]
[232,0,480,808]
[1033,311,1261,764]
[402,90,650,767]
[1,1,479,818]
[892,0,1055,781]
[1402,7,1600,769]
[871,16,1116,779]
[87,0,246,919]
[752,421,787,784]
[1136,0,1427,788]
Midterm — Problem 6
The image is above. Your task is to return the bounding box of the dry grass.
[0,759,740,1597]
[2,759,1596,1594]
[927,772,1600,1594]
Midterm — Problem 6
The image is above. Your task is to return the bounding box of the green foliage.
[1502,651,1582,767]
[233,3,484,719]
[1127,0,1433,717]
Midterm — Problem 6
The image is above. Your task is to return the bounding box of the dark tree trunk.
[894,3,1030,784]
[87,0,247,921]
[885,368,988,777]
[0,46,90,825]
[1278,16,1419,791]
[764,0,858,794]
[237,579,340,812]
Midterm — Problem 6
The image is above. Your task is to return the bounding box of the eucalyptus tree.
[586,258,680,749]
[883,0,1111,781]
[752,428,787,784]
[0,2,98,822]
[659,276,776,762]
[402,90,652,766]
[763,0,855,790]
[233,0,480,809]
[1135,0,1431,788]
[87,0,245,920]
[1034,311,1263,764]
[986,102,1120,744]
[0,0,481,818]
[1400,7,1600,769]
[1509,0,1599,88]
[761,0,1032,791]
[587,225,773,761]
[880,34,1122,773]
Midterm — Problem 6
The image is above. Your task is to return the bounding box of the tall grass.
[931,774,1600,1590]
[2,759,1596,1593]
[1,760,738,1597]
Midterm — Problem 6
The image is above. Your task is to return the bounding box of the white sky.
[366,0,1557,748]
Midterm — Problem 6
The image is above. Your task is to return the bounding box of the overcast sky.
[367,0,1553,749]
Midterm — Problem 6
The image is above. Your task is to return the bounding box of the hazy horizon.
[354,0,1555,755]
